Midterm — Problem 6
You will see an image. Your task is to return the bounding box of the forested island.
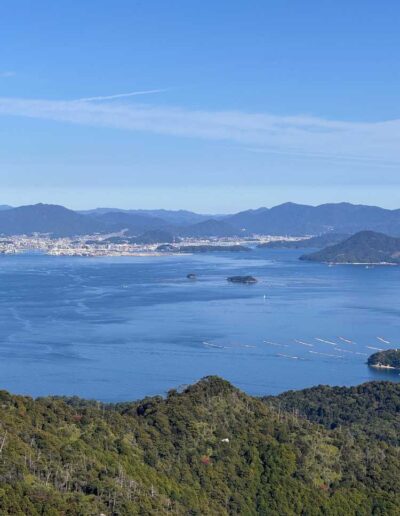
[367,349,400,370]
[300,231,400,264]
[227,275,258,284]
[1,377,400,514]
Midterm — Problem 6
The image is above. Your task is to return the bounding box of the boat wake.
[309,350,342,358]
[264,340,288,348]
[315,338,337,346]
[338,336,355,344]
[294,339,313,347]
[377,337,390,344]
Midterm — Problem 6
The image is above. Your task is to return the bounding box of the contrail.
[76,89,165,102]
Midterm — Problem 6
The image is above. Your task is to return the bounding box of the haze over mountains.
[1,202,400,238]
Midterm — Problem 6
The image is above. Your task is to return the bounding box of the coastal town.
[0,233,294,257]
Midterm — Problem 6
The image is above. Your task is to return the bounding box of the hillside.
[80,208,210,226]
[178,219,241,238]
[266,381,400,446]
[95,211,173,235]
[0,377,400,514]
[227,202,400,236]
[300,231,400,264]
[0,204,105,237]
[257,233,349,249]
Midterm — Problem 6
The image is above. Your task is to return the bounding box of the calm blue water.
[0,248,399,401]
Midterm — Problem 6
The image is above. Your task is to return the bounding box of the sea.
[0,247,399,401]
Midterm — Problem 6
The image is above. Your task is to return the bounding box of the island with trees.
[227,275,258,284]
[367,349,400,370]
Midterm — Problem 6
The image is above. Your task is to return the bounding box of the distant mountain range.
[0,202,400,238]
[300,231,400,264]
[79,207,212,225]
[226,202,400,236]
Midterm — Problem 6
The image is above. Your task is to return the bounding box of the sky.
[0,1,399,212]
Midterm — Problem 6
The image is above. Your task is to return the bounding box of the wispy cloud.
[0,94,399,163]
[76,89,166,102]
[0,71,16,78]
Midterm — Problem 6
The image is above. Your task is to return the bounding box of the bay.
[0,247,399,401]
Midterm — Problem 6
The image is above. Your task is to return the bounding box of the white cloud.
[0,95,399,163]
[76,89,166,102]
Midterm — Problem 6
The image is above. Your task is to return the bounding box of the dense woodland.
[0,377,400,514]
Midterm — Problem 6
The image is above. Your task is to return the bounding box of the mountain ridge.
[1,202,400,238]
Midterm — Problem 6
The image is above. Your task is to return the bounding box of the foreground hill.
[0,377,400,514]
[300,231,400,264]
[266,381,400,446]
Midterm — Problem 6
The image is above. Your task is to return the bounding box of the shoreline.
[369,363,398,370]
[324,261,398,266]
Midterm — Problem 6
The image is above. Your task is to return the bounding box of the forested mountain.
[1,377,400,514]
[226,202,400,236]
[301,231,400,264]
[80,208,210,225]
[178,219,241,238]
[0,204,105,237]
[94,211,173,235]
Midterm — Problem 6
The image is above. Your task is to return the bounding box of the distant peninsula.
[157,244,250,253]
[258,233,349,249]
[300,231,400,264]
[368,349,400,370]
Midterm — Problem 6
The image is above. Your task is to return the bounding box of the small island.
[227,275,257,284]
[367,349,400,370]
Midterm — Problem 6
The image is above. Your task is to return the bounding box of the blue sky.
[0,1,399,212]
